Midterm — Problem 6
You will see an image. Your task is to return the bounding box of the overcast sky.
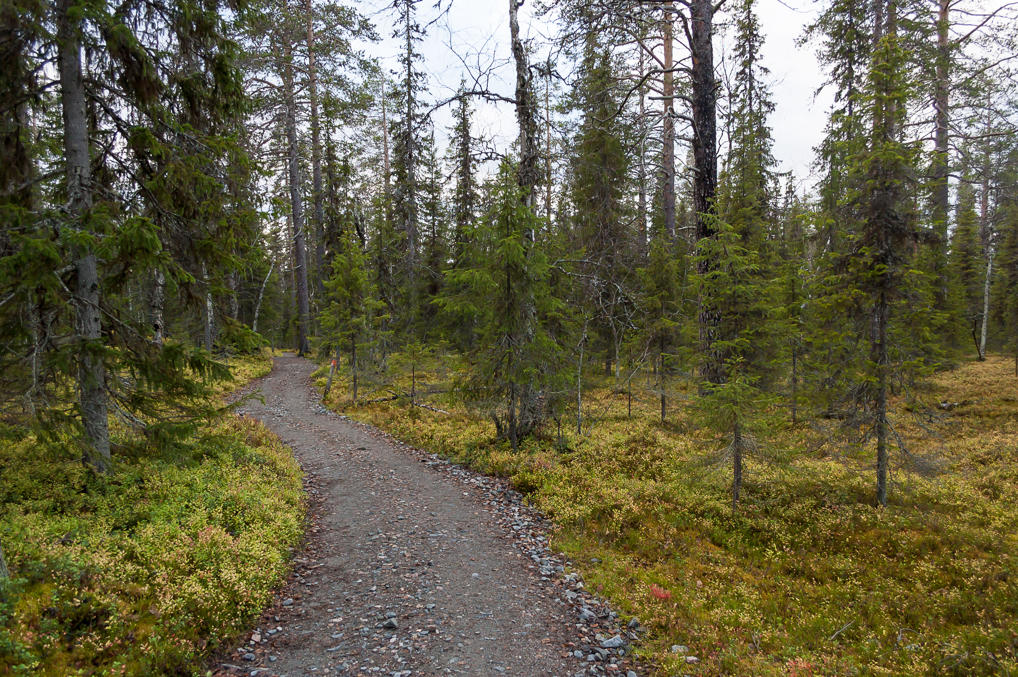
[357,0,834,184]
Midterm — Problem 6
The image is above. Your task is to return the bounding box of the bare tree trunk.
[659,334,666,422]
[509,0,543,439]
[252,261,273,334]
[732,422,743,512]
[381,82,392,217]
[228,272,239,321]
[202,262,215,351]
[691,0,722,390]
[790,345,798,424]
[323,346,340,401]
[58,0,111,474]
[979,249,993,361]
[545,67,553,225]
[351,335,358,403]
[661,2,676,241]
[282,43,311,356]
[0,539,8,580]
[151,269,165,345]
[306,0,326,304]
[577,325,586,436]
[637,47,648,259]
[875,291,889,506]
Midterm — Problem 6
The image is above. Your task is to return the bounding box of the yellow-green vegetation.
[316,353,1018,675]
[0,352,304,675]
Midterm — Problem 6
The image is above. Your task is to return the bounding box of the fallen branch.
[829,621,854,641]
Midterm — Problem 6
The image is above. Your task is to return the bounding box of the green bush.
[0,409,303,675]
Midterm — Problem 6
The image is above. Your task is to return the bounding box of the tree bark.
[637,47,648,259]
[58,0,111,474]
[875,290,889,506]
[151,269,165,345]
[202,262,215,351]
[381,82,392,218]
[228,272,239,321]
[509,0,543,439]
[691,0,722,390]
[323,346,340,401]
[979,248,993,361]
[305,0,326,302]
[282,43,311,356]
[252,261,273,334]
[732,422,743,512]
[661,2,676,241]
[0,539,8,580]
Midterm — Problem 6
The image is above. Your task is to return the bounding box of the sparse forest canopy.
[2,0,1018,673]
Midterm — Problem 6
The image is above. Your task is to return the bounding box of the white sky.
[358,0,833,183]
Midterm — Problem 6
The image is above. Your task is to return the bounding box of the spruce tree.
[390,0,427,333]
[949,181,986,357]
[699,0,782,509]
[320,228,383,403]
[569,25,633,383]
[439,160,566,450]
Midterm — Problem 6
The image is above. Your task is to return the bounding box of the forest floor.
[312,352,1018,676]
[217,353,643,677]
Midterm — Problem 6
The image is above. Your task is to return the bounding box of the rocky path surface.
[215,354,644,677]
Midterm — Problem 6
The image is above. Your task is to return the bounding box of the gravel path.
[215,354,644,677]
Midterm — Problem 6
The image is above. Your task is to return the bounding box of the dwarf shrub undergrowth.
[0,353,304,675]
[315,353,1018,676]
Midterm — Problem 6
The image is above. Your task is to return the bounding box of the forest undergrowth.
[316,353,1018,676]
[0,351,304,676]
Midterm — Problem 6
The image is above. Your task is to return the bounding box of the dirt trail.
[218,354,642,677]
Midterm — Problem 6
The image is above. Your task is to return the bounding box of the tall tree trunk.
[637,47,648,259]
[227,272,239,321]
[691,0,722,390]
[509,0,543,439]
[151,269,165,345]
[790,345,798,424]
[381,82,392,219]
[930,0,950,310]
[979,249,993,361]
[305,0,326,303]
[545,67,553,223]
[58,0,111,474]
[282,43,311,356]
[875,290,889,506]
[252,261,273,334]
[661,2,676,241]
[202,262,215,351]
